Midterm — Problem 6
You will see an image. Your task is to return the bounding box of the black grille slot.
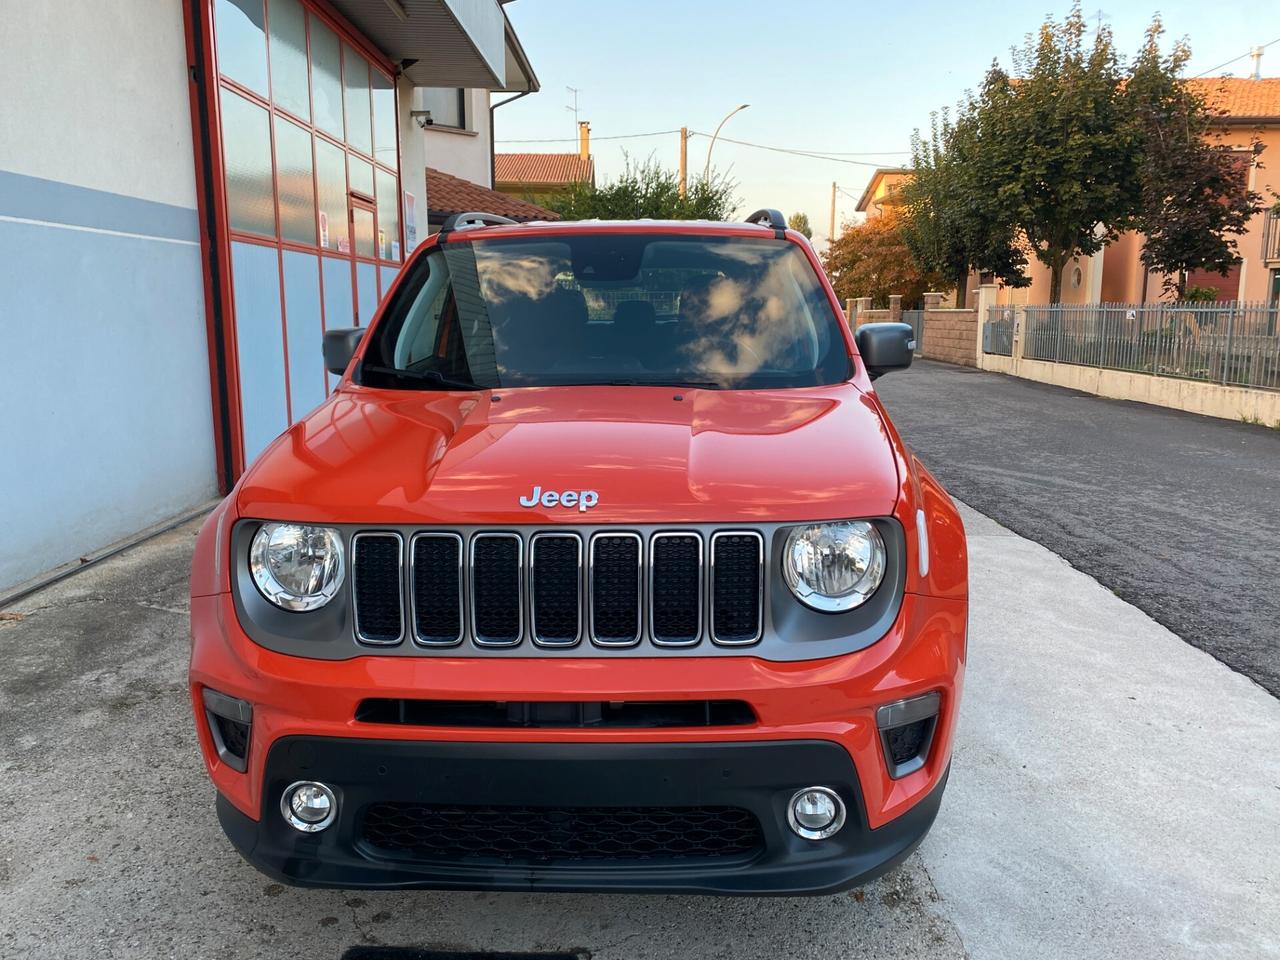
[651,534,702,644]
[356,698,756,728]
[353,534,403,643]
[411,534,462,644]
[531,535,581,644]
[471,534,521,644]
[590,534,641,645]
[886,717,935,765]
[359,803,764,864]
[212,714,249,760]
[711,533,762,644]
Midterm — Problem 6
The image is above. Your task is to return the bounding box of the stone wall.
[920,292,978,366]
[845,295,902,328]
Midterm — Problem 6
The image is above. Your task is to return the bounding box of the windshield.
[358,233,852,390]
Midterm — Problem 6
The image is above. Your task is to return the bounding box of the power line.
[1191,36,1280,78]
[495,129,681,144]
[686,131,905,167]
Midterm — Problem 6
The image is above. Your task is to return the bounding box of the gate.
[902,309,924,354]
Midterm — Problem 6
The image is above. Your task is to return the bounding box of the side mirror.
[323,327,366,376]
[855,322,915,380]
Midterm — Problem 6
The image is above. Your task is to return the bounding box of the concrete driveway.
[1,506,1278,959]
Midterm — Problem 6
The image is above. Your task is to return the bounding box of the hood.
[236,384,901,525]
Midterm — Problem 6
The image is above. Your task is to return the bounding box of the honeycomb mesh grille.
[353,535,402,642]
[651,535,701,644]
[711,534,762,644]
[591,535,641,644]
[411,535,461,643]
[532,536,580,643]
[359,803,764,864]
[471,536,521,643]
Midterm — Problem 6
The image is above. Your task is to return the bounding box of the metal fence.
[902,309,924,354]
[1021,301,1280,390]
[983,306,1015,356]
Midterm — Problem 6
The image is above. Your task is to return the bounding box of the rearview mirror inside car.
[323,327,366,376]
[855,322,915,380]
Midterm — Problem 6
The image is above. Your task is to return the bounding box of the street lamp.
[703,103,750,183]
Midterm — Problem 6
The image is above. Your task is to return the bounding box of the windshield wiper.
[604,378,724,389]
[361,364,481,391]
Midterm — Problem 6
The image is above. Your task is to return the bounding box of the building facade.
[0,0,533,594]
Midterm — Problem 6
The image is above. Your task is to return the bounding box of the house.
[495,122,596,203]
[993,75,1280,306]
[426,167,559,229]
[854,168,913,221]
[0,0,538,594]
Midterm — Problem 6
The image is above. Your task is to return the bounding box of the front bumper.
[191,589,965,893]
[220,737,949,894]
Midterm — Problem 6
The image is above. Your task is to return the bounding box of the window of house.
[419,87,466,129]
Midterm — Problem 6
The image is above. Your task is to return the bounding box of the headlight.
[249,523,345,611]
[782,521,886,612]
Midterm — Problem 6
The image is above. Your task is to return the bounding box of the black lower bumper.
[217,737,948,895]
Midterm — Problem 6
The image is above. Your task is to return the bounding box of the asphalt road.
[877,360,1280,698]
[2,510,1278,959]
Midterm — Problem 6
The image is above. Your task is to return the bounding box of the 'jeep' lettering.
[519,486,599,512]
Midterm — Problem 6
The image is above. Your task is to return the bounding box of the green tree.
[787,211,813,239]
[543,156,737,221]
[1126,20,1263,298]
[975,5,1140,303]
[899,111,1029,306]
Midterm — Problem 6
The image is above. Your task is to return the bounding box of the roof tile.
[494,153,595,187]
[425,167,561,222]
[1186,77,1280,121]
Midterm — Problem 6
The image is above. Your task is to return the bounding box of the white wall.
[0,0,199,208]
[0,0,217,591]
[422,89,494,187]
[398,76,431,251]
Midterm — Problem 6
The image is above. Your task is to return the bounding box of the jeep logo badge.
[519,485,599,512]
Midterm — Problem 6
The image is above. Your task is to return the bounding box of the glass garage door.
[213,0,404,464]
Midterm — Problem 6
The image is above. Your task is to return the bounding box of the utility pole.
[678,127,688,198]
[829,182,837,248]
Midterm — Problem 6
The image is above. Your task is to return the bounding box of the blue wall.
[0,170,217,591]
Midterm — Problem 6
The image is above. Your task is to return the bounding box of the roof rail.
[744,208,787,236]
[439,211,519,236]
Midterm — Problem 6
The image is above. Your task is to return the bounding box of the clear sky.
[497,0,1276,248]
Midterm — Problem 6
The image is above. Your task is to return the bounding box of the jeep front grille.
[350,528,765,650]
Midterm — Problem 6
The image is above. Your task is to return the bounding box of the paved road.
[878,360,1280,698]
[3,511,1278,959]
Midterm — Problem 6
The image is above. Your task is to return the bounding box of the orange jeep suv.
[189,209,967,894]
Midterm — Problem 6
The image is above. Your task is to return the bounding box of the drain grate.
[341,950,587,960]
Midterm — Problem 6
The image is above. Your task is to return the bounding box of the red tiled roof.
[1185,77,1280,121]
[425,167,560,222]
[494,152,595,187]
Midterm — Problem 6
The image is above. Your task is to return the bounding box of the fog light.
[787,786,846,840]
[281,781,337,832]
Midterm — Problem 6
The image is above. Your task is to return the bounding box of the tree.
[899,110,1029,306]
[787,212,813,239]
[822,212,944,308]
[974,6,1140,303]
[543,156,737,221]
[1126,20,1262,298]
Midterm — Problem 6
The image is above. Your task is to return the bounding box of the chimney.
[578,120,591,160]
[1250,45,1263,81]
